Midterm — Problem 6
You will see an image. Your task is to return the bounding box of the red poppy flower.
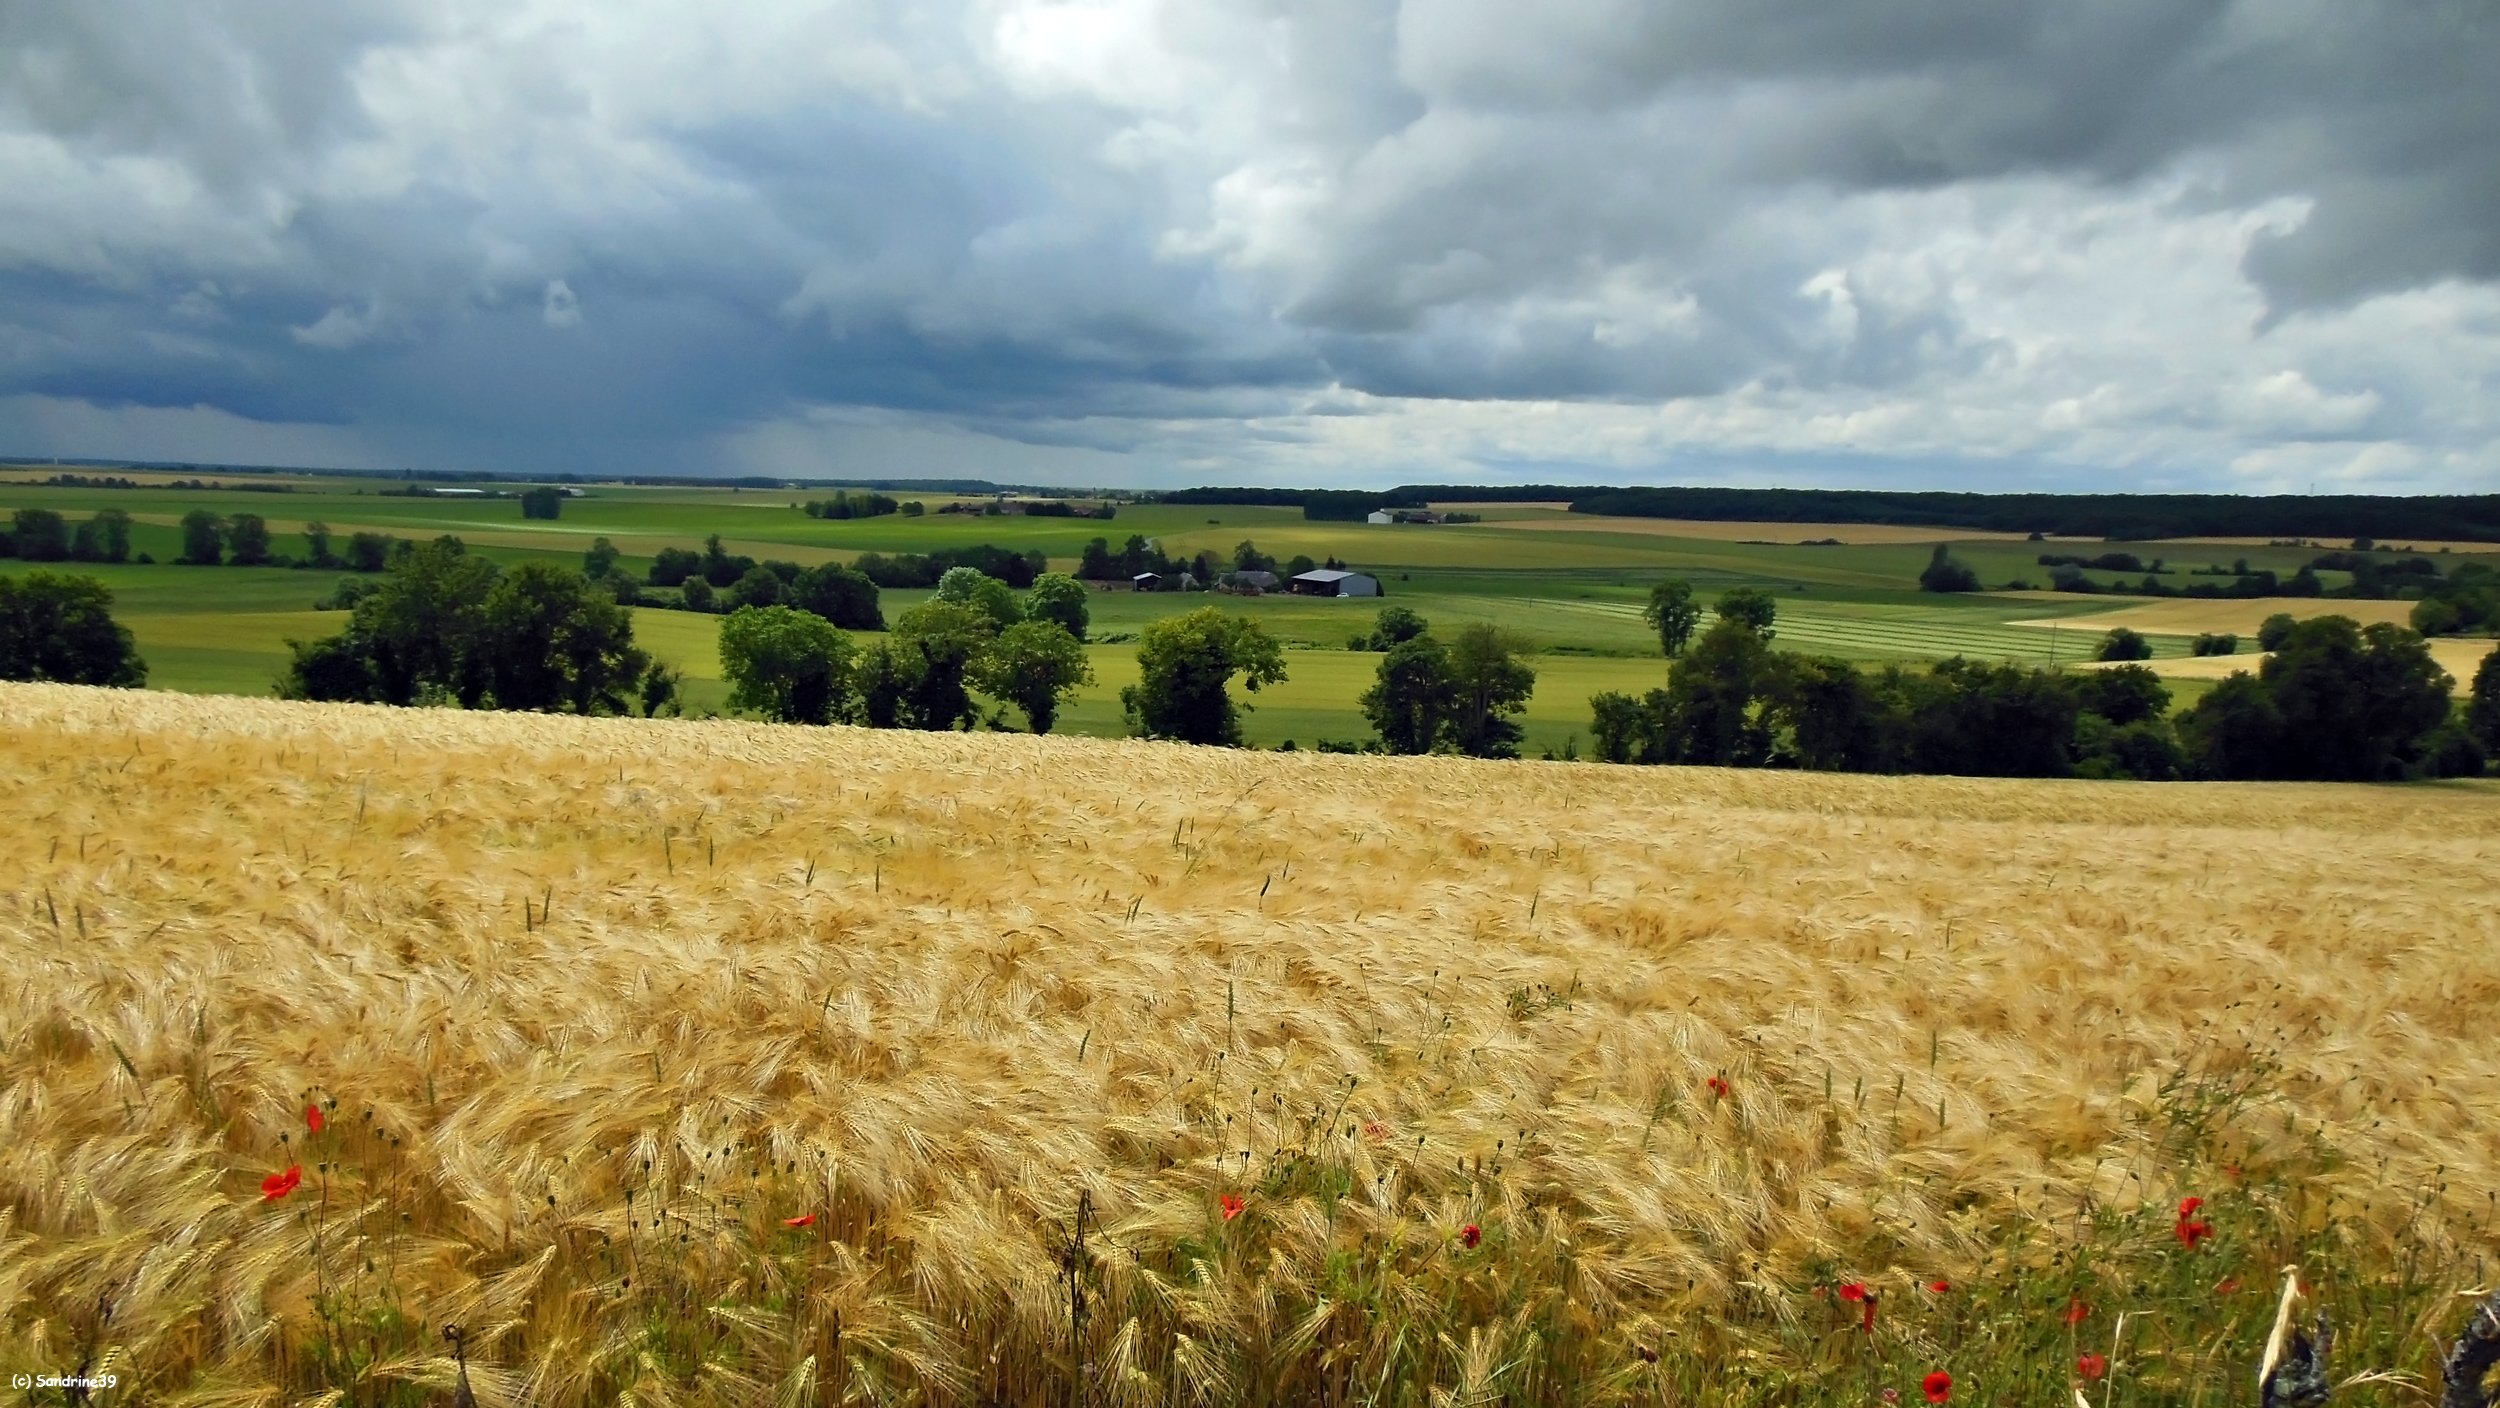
[783,1213,816,1228]
[2175,1217,2213,1250]
[1862,1297,1879,1333]
[2077,1353,2108,1381]
[1459,1223,1482,1249]
[1922,1370,1952,1403]
[2176,1196,2203,1219]
[2214,1277,2240,1295]
[305,1104,324,1135]
[1928,1280,1950,1294]
[1705,1076,1731,1099]
[1218,1193,1245,1221]
[1839,1282,1868,1302]
[2064,1300,2090,1326]
[261,1165,302,1201]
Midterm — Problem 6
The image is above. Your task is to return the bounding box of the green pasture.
[1,470,2425,744]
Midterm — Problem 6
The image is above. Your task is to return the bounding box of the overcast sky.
[4,1,2496,492]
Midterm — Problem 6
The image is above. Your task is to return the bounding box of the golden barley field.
[3,683,2497,1406]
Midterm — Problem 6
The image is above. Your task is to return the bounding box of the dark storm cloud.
[0,0,2492,487]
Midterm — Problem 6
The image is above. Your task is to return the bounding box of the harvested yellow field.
[2142,534,2500,556]
[2068,636,2496,691]
[4,683,2496,1403]
[2009,595,2424,635]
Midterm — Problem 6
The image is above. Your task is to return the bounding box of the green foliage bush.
[0,571,146,687]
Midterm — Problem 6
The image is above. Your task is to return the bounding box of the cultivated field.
[1438,510,2036,545]
[16,468,2496,747]
[3,684,2495,1404]
[2007,597,2426,637]
[2068,637,2496,692]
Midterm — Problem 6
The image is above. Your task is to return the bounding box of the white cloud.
[290,302,385,349]
[0,0,2493,488]
[541,278,580,327]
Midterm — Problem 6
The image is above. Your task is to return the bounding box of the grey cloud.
[0,0,2491,488]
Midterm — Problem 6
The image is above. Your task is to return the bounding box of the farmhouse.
[1289,568,1381,597]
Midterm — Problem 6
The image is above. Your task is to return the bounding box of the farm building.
[1133,572,1201,592]
[1366,509,1395,524]
[1289,569,1381,597]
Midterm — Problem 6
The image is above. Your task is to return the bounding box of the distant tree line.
[1567,487,2500,543]
[3,508,135,564]
[2,507,405,571]
[1146,485,2500,541]
[802,491,902,519]
[1153,486,1431,517]
[1078,535,1338,584]
[1590,582,2488,781]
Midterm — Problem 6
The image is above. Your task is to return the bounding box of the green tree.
[0,572,147,686]
[2074,663,2170,726]
[11,509,71,562]
[1643,579,1702,657]
[1351,604,1429,652]
[719,605,856,724]
[2072,715,2188,781]
[725,564,785,610]
[1660,617,1780,764]
[854,641,912,727]
[1232,540,1277,573]
[70,509,133,563]
[179,509,226,565]
[1359,636,1457,754]
[1024,572,1090,640]
[301,520,338,569]
[2178,616,2454,780]
[2469,648,2500,756]
[345,532,393,572]
[936,565,1022,628]
[1713,586,1778,639]
[519,487,563,519]
[1767,655,1889,771]
[1903,658,2080,777]
[1917,544,1981,593]
[1588,689,1670,765]
[638,660,683,718]
[2176,672,2286,780]
[789,562,884,630]
[479,562,650,713]
[678,576,716,612]
[973,620,1093,734]
[583,537,621,580]
[700,534,755,588]
[1122,606,1287,745]
[1443,623,1536,758]
[283,536,501,706]
[2094,628,2153,662]
[226,513,275,566]
[891,599,998,730]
